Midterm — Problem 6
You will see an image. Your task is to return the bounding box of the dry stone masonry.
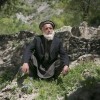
[0,23,100,100]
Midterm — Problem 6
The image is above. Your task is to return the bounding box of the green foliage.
[0,0,19,16]
[65,0,100,26]
[22,62,100,99]
[0,17,39,35]
[87,0,100,26]
[33,62,100,99]
[0,70,13,89]
[0,62,100,99]
[15,5,34,15]
[51,12,82,27]
[0,0,99,29]
[0,0,99,35]
[0,17,18,34]
[51,15,65,29]
[0,0,36,16]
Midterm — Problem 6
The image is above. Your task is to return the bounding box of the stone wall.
[0,25,100,77]
[0,24,100,100]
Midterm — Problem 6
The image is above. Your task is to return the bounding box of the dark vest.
[41,37,52,67]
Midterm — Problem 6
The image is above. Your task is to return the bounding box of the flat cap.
[39,20,55,30]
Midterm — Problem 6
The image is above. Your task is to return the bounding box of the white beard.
[43,31,55,40]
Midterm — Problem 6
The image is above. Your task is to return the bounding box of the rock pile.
[0,23,100,100]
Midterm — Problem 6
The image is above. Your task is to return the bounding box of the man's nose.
[47,29,51,32]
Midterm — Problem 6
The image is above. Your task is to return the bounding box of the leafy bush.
[0,17,39,35]
[51,15,65,28]
[0,61,100,99]
[24,62,100,99]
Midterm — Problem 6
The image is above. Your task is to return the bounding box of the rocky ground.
[0,23,100,100]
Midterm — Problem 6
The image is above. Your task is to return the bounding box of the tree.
[0,0,20,16]
[65,0,100,26]
[0,0,7,7]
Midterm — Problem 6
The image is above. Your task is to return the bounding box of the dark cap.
[39,20,55,30]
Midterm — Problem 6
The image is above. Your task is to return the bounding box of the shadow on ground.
[67,73,100,100]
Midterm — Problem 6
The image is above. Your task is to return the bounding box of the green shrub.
[0,17,40,35]
[51,15,65,29]
[34,62,100,99]
[0,61,100,99]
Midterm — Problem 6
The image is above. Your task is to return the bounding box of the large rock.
[0,24,100,100]
[0,25,100,76]
[0,31,35,80]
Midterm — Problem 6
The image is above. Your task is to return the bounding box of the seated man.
[21,20,69,79]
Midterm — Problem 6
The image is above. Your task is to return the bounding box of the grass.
[19,62,100,99]
[0,61,100,99]
[0,17,39,35]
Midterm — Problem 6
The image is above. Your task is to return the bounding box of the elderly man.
[21,20,69,79]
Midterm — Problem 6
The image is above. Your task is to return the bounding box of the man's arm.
[61,65,69,75]
[59,40,69,66]
[21,38,36,73]
[22,38,36,63]
[59,40,69,75]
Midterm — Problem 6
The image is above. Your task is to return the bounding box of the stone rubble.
[0,24,100,100]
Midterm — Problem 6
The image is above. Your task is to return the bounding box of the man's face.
[41,24,54,35]
[41,24,55,40]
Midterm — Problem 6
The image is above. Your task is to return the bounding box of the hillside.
[0,0,100,34]
[0,0,100,100]
[0,24,100,100]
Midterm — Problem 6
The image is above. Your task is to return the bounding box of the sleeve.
[59,40,69,67]
[22,38,36,63]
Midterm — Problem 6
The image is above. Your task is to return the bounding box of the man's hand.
[21,63,29,74]
[61,65,69,75]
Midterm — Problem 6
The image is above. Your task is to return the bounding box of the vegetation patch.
[1,62,100,99]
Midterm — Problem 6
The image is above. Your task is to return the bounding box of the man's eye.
[45,28,48,30]
[45,27,53,30]
[50,27,53,29]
